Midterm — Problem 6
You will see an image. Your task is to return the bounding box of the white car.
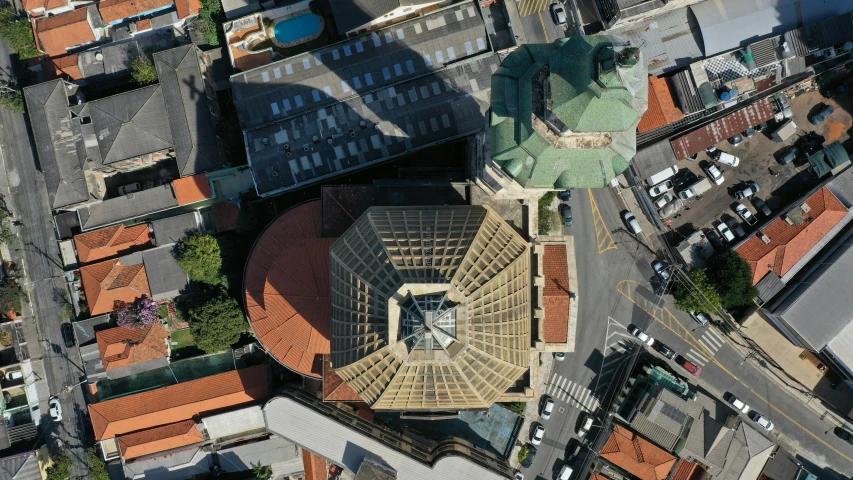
[48,396,62,422]
[726,393,750,414]
[623,211,642,235]
[541,397,554,420]
[5,370,23,382]
[750,411,774,431]
[577,415,593,437]
[716,221,735,243]
[648,181,673,197]
[654,193,674,209]
[554,352,566,361]
[705,164,725,185]
[629,326,654,346]
[531,424,545,445]
[735,203,757,226]
[716,152,741,167]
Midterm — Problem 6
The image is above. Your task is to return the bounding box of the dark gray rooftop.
[0,451,40,480]
[122,245,188,300]
[328,0,420,35]
[151,211,200,246]
[77,184,178,231]
[71,313,112,347]
[154,45,223,176]
[78,41,141,83]
[633,140,678,179]
[23,80,89,209]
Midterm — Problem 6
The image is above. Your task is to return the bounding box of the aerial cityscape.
[0,0,846,479]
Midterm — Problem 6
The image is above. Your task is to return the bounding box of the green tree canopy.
[0,7,39,59]
[673,269,722,313]
[45,451,71,480]
[188,294,246,352]
[705,251,758,308]
[88,448,110,480]
[131,55,158,85]
[176,232,223,285]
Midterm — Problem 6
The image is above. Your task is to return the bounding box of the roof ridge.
[129,86,175,146]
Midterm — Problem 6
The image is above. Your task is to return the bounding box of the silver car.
[623,211,642,234]
[735,181,760,200]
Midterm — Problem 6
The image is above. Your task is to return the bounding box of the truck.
[771,119,797,142]
[677,177,712,200]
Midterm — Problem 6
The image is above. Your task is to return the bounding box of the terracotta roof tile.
[89,364,269,440]
[245,201,333,378]
[302,449,327,480]
[638,76,684,134]
[118,420,205,460]
[172,175,212,206]
[96,324,169,371]
[23,0,66,13]
[75,224,152,263]
[34,7,95,56]
[600,425,677,480]
[135,18,151,30]
[670,460,699,480]
[212,201,239,233]
[175,0,201,19]
[81,259,151,315]
[543,245,569,343]
[48,54,83,80]
[98,0,173,23]
[322,354,361,402]
[735,188,848,284]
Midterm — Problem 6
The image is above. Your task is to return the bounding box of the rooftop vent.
[759,233,771,244]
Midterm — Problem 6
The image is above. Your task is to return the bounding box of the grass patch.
[170,329,203,360]
[500,402,526,414]
[538,191,557,235]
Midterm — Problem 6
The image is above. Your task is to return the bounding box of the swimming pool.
[273,13,322,44]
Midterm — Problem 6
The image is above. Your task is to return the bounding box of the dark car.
[673,169,698,188]
[780,146,798,165]
[521,445,537,468]
[810,105,834,125]
[558,190,571,201]
[560,204,573,227]
[835,427,853,445]
[654,342,676,360]
[60,323,75,348]
[728,134,743,146]
[743,127,756,138]
[752,198,772,216]
[798,133,825,156]
[824,84,846,99]
[565,438,583,462]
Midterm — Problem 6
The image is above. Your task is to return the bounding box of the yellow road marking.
[588,189,617,254]
[615,279,853,465]
[538,11,550,43]
[519,0,548,17]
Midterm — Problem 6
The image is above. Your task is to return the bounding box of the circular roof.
[244,200,335,378]
[329,206,532,411]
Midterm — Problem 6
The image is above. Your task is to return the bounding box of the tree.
[176,232,223,285]
[0,217,15,245]
[253,465,272,479]
[88,448,110,480]
[188,294,246,352]
[116,296,160,329]
[0,86,24,113]
[131,55,158,85]
[45,451,71,480]
[0,7,39,59]
[196,0,223,46]
[538,191,557,235]
[0,284,23,314]
[673,269,722,313]
[705,251,758,308]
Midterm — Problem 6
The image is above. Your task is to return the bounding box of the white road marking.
[686,350,708,366]
[707,327,727,345]
[698,337,718,354]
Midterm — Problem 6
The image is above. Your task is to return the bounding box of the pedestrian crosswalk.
[546,373,600,412]
[594,317,637,395]
[686,328,727,366]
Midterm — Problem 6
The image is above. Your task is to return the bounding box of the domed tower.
[485,36,648,192]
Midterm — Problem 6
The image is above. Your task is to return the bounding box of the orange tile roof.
[172,174,212,206]
[89,364,270,440]
[81,259,151,315]
[175,0,201,19]
[96,324,169,371]
[47,54,83,80]
[245,201,334,378]
[118,420,205,460]
[74,224,152,264]
[638,76,684,134]
[302,450,327,480]
[322,354,361,402]
[34,8,95,57]
[600,425,677,480]
[98,0,173,23]
[735,187,848,284]
[23,0,68,14]
[670,460,699,480]
[543,244,569,343]
[590,474,612,480]
[136,18,151,30]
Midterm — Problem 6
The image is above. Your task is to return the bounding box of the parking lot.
[661,84,852,247]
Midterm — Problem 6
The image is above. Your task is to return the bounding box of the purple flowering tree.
[116,296,160,330]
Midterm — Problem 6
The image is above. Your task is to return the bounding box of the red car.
[681,359,702,376]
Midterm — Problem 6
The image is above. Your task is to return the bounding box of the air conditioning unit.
[818,47,836,59]
[760,234,771,244]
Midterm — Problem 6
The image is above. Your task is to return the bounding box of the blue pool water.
[274,13,322,44]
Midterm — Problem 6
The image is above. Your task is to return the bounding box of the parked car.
[652,260,670,282]
[725,392,750,414]
[756,122,768,132]
[60,322,75,348]
[558,465,573,480]
[514,472,524,480]
[577,415,594,437]
[48,396,62,422]
[673,169,698,188]
[728,134,744,146]
[716,152,740,167]
[834,427,853,445]
[560,204,573,227]
[690,311,710,326]
[554,352,566,361]
[735,181,759,200]
[541,396,554,420]
[780,147,798,165]
[752,197,772,216]
[749,411,774,431]
[716,221,735,243]
[558,190,571,201]
[705,164,725,185]
[706,146,718,155]
[118,182,142,195]
[623,211,642,235]
[810,104,835,125]
[775,94,793,119]
[521,445,537,468]
[824,84,846,99]
[679,357,702,376]
[735,204,757,226]
[726,218,746,238]
[531,423,545,445]
[565,438,583,462]
[5,370,22,382]
[743,127,756,138]
[654,193,674,209]
[648,180,674,197]
[629,326,654,346]
[654,342,676,360]
[798,134,824,156]
[550,3,567,25]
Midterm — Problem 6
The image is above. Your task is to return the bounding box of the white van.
[558,465,574,480]
[716,152,740,167]
[647,166,678,187]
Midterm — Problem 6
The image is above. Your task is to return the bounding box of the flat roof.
[122,245,189,301]
[607,6,704,74]
[670,98,775,160]
[151,211,199,246]
[230,2,496,196]
[77,185,179,231]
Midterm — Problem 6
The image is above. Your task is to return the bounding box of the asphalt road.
[0,43,90,477]
[521,186,853,479]
[516,0,581,45]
